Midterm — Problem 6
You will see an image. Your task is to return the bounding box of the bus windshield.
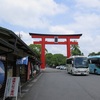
[74,57,88,68]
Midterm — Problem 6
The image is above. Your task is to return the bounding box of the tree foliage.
[46,53,53,67]
[88,51,100,56]
[71,42,83,56]
[29,44,41,59]
[46,53,66,67]
[29,44,48,59]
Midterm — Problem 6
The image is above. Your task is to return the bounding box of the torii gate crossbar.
[29,33,82,69]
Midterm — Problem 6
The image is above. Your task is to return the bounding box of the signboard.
[54,36,58,43]
[3,77,21,100]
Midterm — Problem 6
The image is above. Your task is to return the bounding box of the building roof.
[0,27,37,57]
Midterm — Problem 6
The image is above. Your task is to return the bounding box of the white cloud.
[49,13,100,35]
[75,0,100,9]
[49,25,75,34]
[73,13,100,32]
[0,0,68,29]
[78,33,100,56]
[49,21,100,56]
[46,45,66,56]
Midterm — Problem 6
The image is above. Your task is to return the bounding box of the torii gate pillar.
[41,37,45,69]
[29,33,82,69]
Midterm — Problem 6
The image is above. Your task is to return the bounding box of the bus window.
[74,57,88,68]
[67,59,72,64]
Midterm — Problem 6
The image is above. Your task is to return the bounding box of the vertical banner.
[3,77,21,100]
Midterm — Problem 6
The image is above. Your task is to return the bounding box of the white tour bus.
[66,56,89,75]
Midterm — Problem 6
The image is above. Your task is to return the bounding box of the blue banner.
[16,56,28,65]
[0,61,5,85]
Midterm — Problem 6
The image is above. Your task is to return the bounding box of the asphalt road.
[20,68,100,100]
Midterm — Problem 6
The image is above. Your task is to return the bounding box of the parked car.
[59,66,66,70]
[56,66,60,69]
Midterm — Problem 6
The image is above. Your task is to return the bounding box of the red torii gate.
[29,33,82,69]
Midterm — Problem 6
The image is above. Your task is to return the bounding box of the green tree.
[46,53,66,67]
[88,52,96,56]
[88,51,100,56]
[71,42,83,56]
[97,52,100,55]
[29,44,41,59]
[29,44,48,59]
[46,53,53,67]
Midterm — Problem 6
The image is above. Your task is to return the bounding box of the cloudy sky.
[0,0,100,56]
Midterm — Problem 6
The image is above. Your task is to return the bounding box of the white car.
[59,66,66,70]
[56,66,60,69]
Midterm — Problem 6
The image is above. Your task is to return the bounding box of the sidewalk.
[19,73,41,100]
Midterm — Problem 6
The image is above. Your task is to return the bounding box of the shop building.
[0,27,40,97]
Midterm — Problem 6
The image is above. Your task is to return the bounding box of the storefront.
[0,35,17,97]
[16,56,41,84]
[0,27,40,98]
